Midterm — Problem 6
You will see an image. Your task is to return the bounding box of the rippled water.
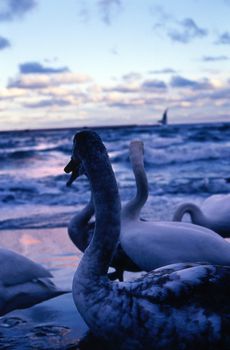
[0,122,230,348]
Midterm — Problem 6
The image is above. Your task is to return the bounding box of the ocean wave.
[160,177,230,195]
[0,212,72,230]
[1,149,37,160]
[186,123,230,141]
[143,142,230,166]
[1,174,229,230]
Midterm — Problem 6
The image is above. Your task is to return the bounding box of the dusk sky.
[0,0,230,130]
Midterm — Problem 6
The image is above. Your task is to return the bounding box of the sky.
[0,0,230,130]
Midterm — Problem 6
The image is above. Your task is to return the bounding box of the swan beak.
[64,159,75,173]
[64,159,80,187]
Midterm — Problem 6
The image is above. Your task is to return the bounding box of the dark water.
[0,122,230,348]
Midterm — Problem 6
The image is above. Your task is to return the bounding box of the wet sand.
[0,294,88,349]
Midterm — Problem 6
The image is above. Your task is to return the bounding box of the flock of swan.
[66,130,229,349]
[1,129,229,350]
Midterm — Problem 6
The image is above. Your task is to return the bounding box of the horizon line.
[1,119,230,134]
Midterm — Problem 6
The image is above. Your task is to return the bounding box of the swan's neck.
[68,194,94,251]
[75,150,121,284]
[173,203,208,226]
[122,145,148,220]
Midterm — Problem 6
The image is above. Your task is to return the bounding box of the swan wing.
[85,263,229,347]
[127,263,230,307]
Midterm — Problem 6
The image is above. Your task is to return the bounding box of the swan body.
[120,219,230,271]
[173,195,230,237]
[0,248,68,315]
[67,130,230,350]
[66,140,147,280]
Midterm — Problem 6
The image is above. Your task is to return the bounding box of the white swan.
[64,140,148,281]
[68,130,230,349]
[173,195,230,237]
[0,247,68,316]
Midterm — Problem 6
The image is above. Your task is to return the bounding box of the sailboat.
[158,108,168,125]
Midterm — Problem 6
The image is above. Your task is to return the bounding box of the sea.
[0,122,230,349]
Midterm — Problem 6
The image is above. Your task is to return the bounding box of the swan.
[66,135,230,273]
[68,130,230,350]
[120,185,230,272]
[0,247,68,316]
[65,140,148,281]
[173,195,230,237]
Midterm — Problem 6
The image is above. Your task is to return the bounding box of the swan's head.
[64,130,105,186]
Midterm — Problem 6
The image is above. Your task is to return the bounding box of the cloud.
[151,8,208,44]
[170,75,211,90]
[8,76,50,89]
[97,0,122,25]
[0,36,10,50]
[8,72,91,89]
[23,98,72,109]
[216,32,230,45]
[210,87,230,100]
[0,87,27,99]
[150,68,177,74]
[104,93,166,109]
[2,72,230,127]
[168,18,208,43]
[106,100,143,109]
[0,0,37,21]
[104,84,138,93]
[103,77,167,95]
[103,93,144,109]
[151,5,173,29]
[142,80,167,90]
[19,62,69,74]
[122,72,142,81]
[202,55,229,62]
[79,0,122,25]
